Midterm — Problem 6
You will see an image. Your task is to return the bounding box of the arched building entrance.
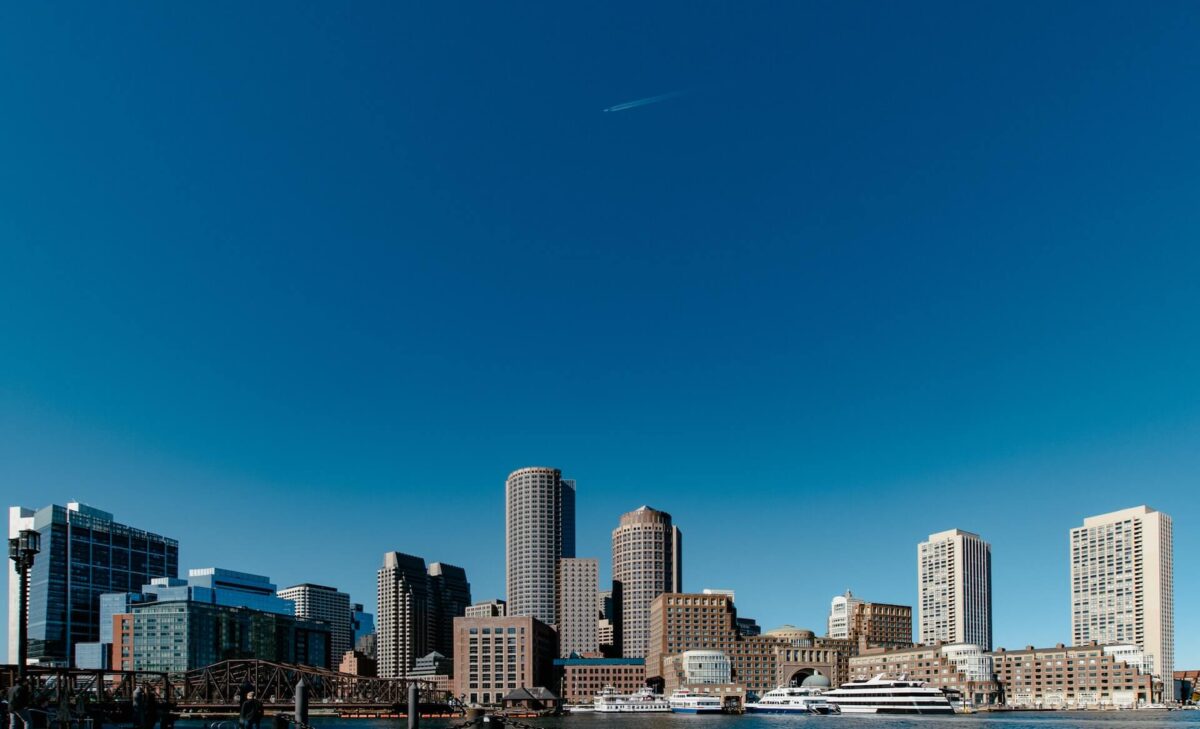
[775,646,846,688]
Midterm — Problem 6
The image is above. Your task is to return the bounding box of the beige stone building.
[557,558,599,657]
[850,642,999,706]
[465,600,506,618]
[646,592,852,695]
[991,642,1154,708]
[339,649,378,677]
[452,615,557,706]
[1070,506,1173,681]
[612,506,682,658]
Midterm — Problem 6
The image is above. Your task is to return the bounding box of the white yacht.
[822,674,954,715]
[668,689,724,714]
[745,686,837,715]
[594,686,671,713]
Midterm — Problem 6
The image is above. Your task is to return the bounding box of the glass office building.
[143,568,294,615]
[99,566,329,672]
[8,502,179,667]
[352,602,375,644]
[132,600,330,672]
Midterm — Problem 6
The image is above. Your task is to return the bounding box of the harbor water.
[178,711,1200,729]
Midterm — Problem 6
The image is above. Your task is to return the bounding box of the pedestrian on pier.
[239,692,263,729]
[7,679,31,729]
[144,686,160,729]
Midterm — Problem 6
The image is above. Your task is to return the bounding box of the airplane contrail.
[603,90,685,112]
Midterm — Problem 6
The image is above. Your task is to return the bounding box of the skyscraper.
[428,561,472,657]
[377,552,433,678]
[1070,505,1173,680]
[7,502,179,667]
[612,506,682,658]
[376,552,471,678]
[505,467,575,626]
[917,529,992,650]
[278,583,354,662]
[557,558,599,657]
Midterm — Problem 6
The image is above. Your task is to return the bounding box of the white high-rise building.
[1070,505,1173,681]
[278,583,353,664]
[557,558,599,657]
[505,467,575,626]
[827,590,863,639]
[917,529,992,650]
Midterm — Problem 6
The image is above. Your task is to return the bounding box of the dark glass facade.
[429,562,472,658]
[24,503,178,666]
[132,601,330,672]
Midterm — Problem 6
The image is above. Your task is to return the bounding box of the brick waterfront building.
[992,643,1154,708]
[553,657,646,703]
[452,615,557,706]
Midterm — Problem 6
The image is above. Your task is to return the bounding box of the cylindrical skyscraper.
[612,505,682,658]
[505,467,576,626]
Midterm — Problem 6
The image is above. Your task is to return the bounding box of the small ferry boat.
[594,686,671,713]
[668,689,723,714]
[822,674,954,715]
[745,686,837,715]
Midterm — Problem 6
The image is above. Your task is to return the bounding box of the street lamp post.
[9,528,41,677]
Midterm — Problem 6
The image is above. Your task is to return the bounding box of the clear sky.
[1,3,1197,668]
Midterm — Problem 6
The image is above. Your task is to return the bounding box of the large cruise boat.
[822,675,954,715]
[745,687,837,715]
[668,689,724,714]
[594,686,671,713]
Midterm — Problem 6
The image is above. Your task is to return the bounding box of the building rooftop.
[1080,505,1158,526]
[925,528,982,541]
[553,657,645,666]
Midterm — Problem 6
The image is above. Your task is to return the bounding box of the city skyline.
[2,0,1199,675]
[3,490,1190,670]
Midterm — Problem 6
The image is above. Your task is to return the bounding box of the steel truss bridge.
[179,659,444,710]
[1,660,448,715]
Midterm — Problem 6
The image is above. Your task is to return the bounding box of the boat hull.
[834,706,955,715]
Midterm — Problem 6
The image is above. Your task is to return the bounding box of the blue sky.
[1,2,1198,667]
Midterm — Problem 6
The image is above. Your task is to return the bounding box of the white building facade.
[917,529,992,650]
[827,590,863,639]
[942,642,992,682]
[681,649,732,684]
[505,467,575,626]
[1070,505,1173,681]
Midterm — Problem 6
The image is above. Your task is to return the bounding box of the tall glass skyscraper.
[7,502,178,667]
